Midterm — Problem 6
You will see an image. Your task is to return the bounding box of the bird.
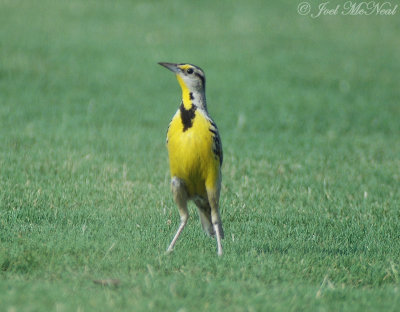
[158,62,224,256]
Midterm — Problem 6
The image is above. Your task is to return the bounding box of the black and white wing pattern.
[208,118,223,166]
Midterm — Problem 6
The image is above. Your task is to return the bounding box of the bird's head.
[158,62,206,93]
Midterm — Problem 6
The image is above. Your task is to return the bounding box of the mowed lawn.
[1,1,400,311]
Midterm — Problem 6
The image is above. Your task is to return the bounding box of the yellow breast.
[167,109,220,197]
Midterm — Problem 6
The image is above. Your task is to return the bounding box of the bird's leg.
[167,217,187,253]
[214,223,223,257]
[207,188,224,256]
[167,177,189,253]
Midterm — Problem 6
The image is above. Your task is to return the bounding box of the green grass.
[1,0,400,311]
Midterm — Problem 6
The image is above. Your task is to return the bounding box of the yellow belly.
[167,110,220,197]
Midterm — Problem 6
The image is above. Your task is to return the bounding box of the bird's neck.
[181,89,207,112]
[177,76,207,111]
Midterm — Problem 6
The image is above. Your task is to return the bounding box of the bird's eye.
[187,68,194,74]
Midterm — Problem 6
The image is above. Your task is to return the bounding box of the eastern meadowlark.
[159,62,224,256]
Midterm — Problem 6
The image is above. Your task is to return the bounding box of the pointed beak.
[158,62,181,73]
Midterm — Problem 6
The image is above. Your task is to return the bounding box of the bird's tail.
[194,198,224,239]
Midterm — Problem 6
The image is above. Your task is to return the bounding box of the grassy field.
[1,0,400,311]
